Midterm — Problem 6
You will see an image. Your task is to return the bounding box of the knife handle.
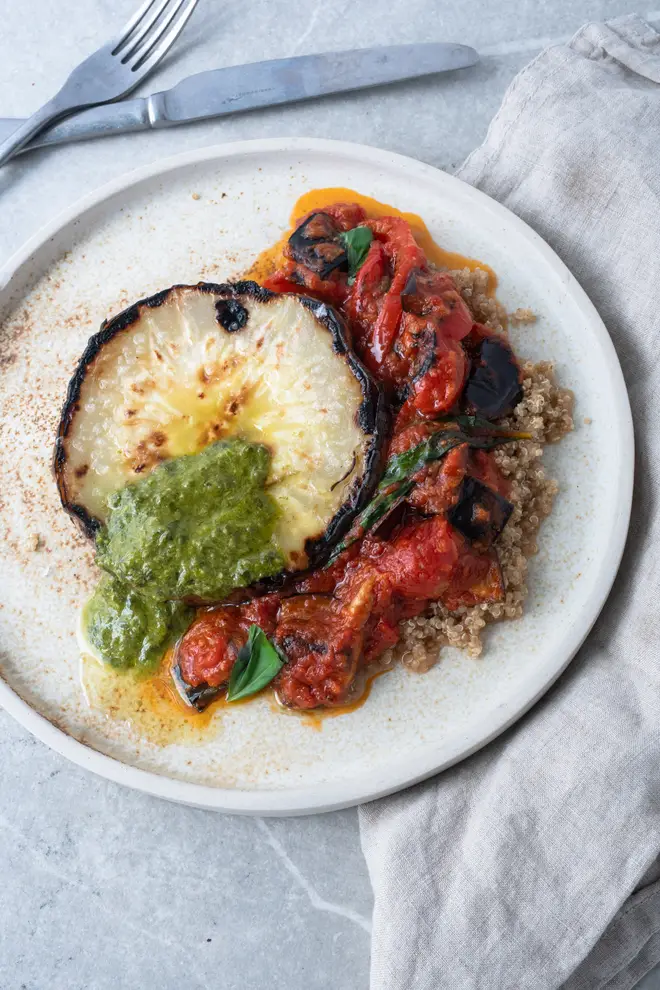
[8,99,154,151]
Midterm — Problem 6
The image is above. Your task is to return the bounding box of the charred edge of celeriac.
[295,294,388,569]
[53,281,388,567]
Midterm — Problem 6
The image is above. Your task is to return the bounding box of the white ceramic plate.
[0,138,633,815]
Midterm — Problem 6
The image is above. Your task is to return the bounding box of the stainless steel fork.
[0,0,199,168]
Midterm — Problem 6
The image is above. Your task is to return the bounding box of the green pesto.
[96,439,285,601]
[87,439,285,671]
[84,575,193,673]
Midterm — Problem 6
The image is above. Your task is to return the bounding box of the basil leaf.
[380,434,464,488]
[225,625,258,698]
[340,226,373,282]
[380,421,533,488]
[439,413,530,435]
[358,479,415,531]
[226,625,285,702]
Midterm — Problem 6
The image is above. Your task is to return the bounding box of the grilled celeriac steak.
[55,281,387,571]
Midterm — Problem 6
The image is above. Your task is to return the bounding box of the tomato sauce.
[176,191,522,713]
[245,187,497,289]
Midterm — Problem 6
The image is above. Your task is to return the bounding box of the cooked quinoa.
[510,307,537,326]
[450,266,508,332]
[384,268,574,674]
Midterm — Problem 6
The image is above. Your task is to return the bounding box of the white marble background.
[1,1,659,987]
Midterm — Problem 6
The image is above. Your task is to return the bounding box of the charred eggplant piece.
[54,281,387,573]
[464,337,523,419]
[287,212,347,279]
[446,476,513,546]
[171,663,221,712]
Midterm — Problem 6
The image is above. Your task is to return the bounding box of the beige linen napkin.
[359,16,660,990]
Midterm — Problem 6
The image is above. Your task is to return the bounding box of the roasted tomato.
[339,515,461,614]
[343,240,390,361]
[401,269,473,342]
[407,336,468,417]
[264,259,349,307]
[441,550,505,610]
[343,217,427,376]
[174,596,279,710]
[409,445,471,515]
[274,580,374,709]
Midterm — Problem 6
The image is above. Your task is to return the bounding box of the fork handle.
[0,95,75,168]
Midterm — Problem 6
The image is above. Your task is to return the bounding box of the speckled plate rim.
[0,137,634,815]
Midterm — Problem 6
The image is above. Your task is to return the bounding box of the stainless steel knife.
[0,43,478,150]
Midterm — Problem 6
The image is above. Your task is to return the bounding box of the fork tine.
[112,0,158,55]
[130,0,198,73]
[118,0,173,62]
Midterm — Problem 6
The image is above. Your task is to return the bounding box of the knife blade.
[0,43,478,150]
